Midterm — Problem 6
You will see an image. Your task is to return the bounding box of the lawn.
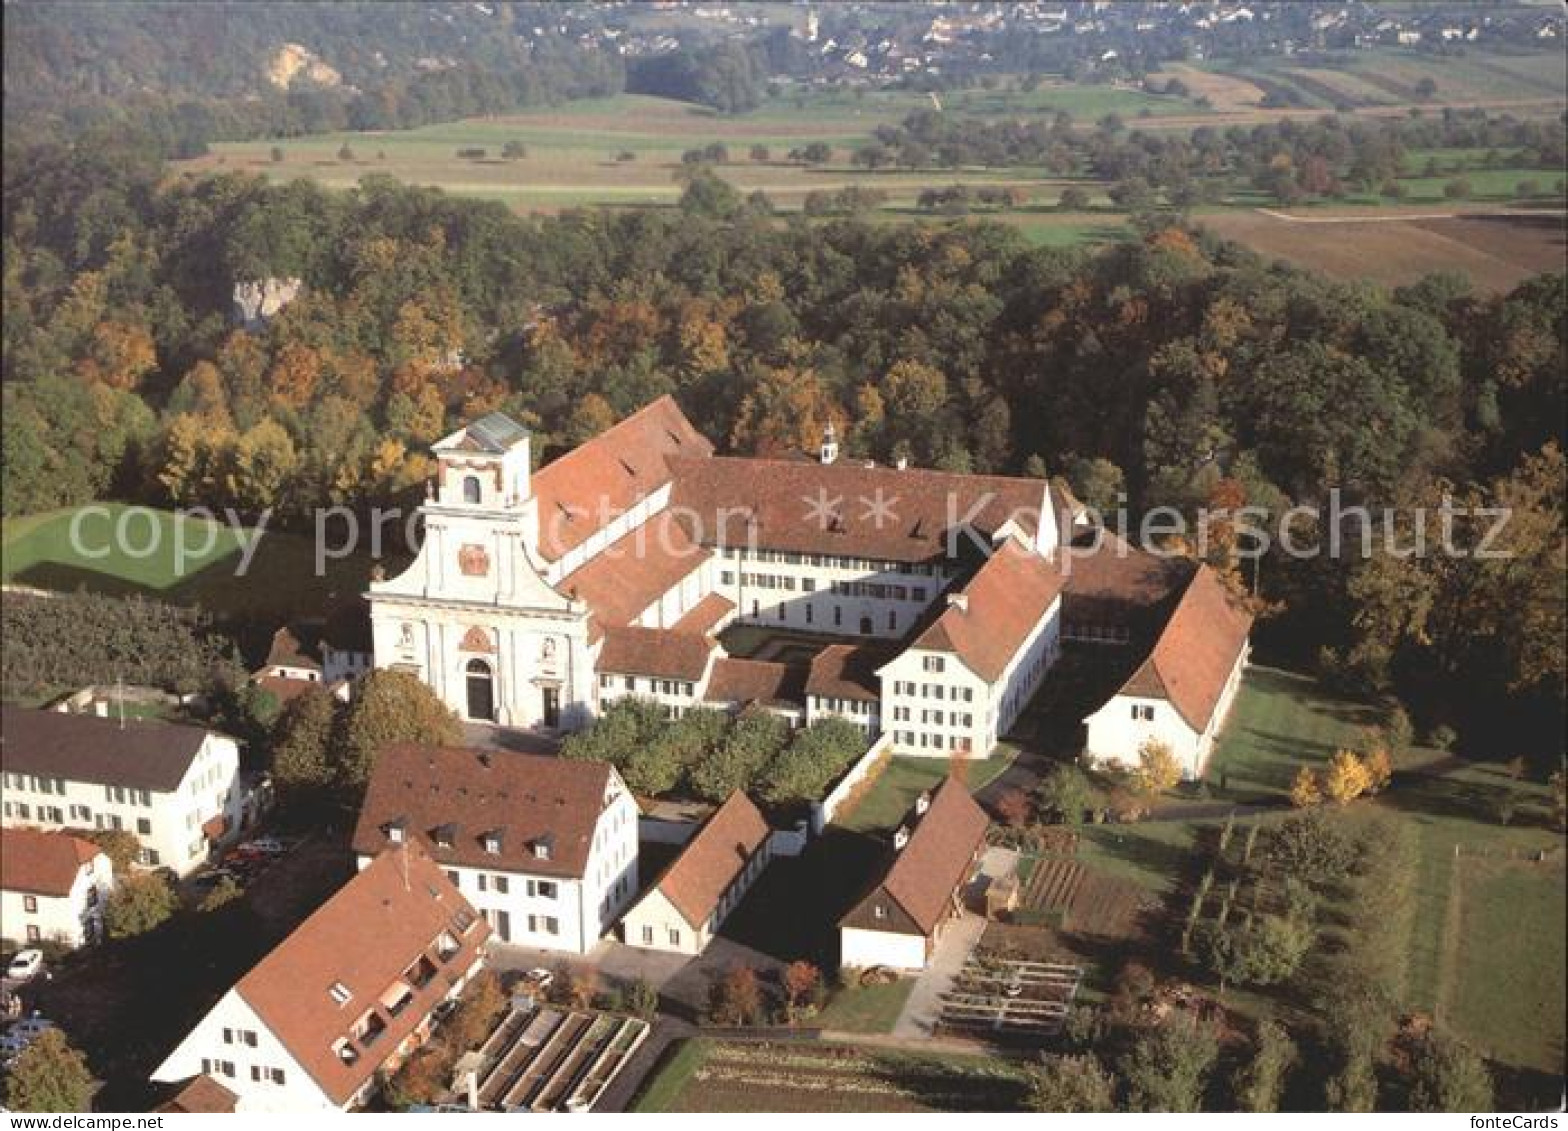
[814,978,915,1034]
[630,1040,1032,1113]
[836,751,1018,833]
[1,503,391,625]
[1202,665,1395,803]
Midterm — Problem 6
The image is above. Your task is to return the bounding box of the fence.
[810,731,895,834]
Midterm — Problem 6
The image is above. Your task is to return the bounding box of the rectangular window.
[668,928,681,947]
[23,896,38,913]
[642,925,653,945]
[137,818,152,835]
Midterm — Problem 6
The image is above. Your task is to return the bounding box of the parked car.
[521,967,555,991]
[0,1017,55,1067]
[5,950,44,983]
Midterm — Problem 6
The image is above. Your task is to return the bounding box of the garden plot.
[471,1005,648,1113]
[937,956,1083,1040]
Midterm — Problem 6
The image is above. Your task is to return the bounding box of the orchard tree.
[1405,1031,1494,1112]
[1027,1053,1117,1112]
[1036,763,1094,824]
[1131,738,1182,796]
[1290,767,1323,808]
[4,1030,94,1112]
[1119,1016,1219,1111]
[104,872,177,938]
[1232,1019,1297,1113]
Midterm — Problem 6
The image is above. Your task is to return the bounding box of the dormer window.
[432,823,457,849]
[482,829,503,855]
[531,832,554,861]
[384,817,406,844]
[329,981,353,1006]
[462,475,482,504]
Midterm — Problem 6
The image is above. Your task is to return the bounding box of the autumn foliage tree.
[1131,738,1183,796]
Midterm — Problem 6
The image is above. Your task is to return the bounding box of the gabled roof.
[0,827,103,897]
[668,455,1055,565]
[841,776,988,937]
[261,625,321,672]
[805,644,893,702]
[704,659,806,709]
[156,1075,239,1114]
[558,510,710,641]
[1,708,215,793]
[1114,565,1253,732]
[351,744,617,879]
[233,843,489,1108]
[909,538,1065,682]
[650,792,771,929]
[597,628,715,682]
[532,396,713,562]
[253,674,327,706]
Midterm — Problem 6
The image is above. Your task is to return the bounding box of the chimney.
[946,592,969,613]
[892,825,911,851]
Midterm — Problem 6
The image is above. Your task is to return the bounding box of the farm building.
[839,776,989,971]
[621,791,773,955]
[1082,565,1252,779]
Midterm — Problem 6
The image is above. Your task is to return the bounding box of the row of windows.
[602,675,697,697]
[889,680,974,702]
[1130,704,1156,721]
[828,580,929,603]
[201,1058,285,1087]
[718,547,945,577]
[3,772,66,795]
[746,599,897,633]
[893,731,975,753]
[444,869,559,901]
[484,909,562,942]
[1,801,152,840]
[891,707,975,728]
[811,696,875,716]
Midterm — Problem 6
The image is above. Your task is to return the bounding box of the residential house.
[151,843,490,1112]
[0,827,114,947]
[351,744,638,953]
[1,708,245,875]
[839,777,989,971]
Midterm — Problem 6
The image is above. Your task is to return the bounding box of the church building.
[368,396,1251,773]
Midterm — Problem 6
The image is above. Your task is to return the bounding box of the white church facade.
[368,397,1252,772]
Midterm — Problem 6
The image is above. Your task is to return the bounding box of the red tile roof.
[651,792,771,928]
[351,744,616,880]
[253,674,325,706]
[805,644,893,702]
[1117,565,1253,732]
[670,592,735,636]
[597,627,715,682]
[156,1075,239,1114]
[703,659,806,709]
[910,538,1066,682]
[0,827,102,897]
[532,396,713,562]
[558,510,711,642]
[841,777,988,937]
[234,843,489,1108]
[262,626,321,672]
[668,455,1054,564]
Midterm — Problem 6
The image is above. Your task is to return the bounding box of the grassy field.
[815,978,916,1034]
[630,1039,1032,1113]
[1,503,385,624]
[836,750,1017,833]
[1202,665,1396,802]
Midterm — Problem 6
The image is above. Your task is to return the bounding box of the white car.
[5,950,43,983]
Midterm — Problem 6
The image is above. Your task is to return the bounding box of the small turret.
[819,421,839,465]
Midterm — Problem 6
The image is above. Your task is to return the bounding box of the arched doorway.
[465,658,495,721]
[859,615,873,635]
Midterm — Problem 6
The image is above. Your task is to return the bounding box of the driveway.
[891,846,1016,1038]
[486,937,690,994]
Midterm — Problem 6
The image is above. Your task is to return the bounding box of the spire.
[819,421,839,465]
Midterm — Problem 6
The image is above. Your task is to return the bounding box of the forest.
[1,126,1563,759]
